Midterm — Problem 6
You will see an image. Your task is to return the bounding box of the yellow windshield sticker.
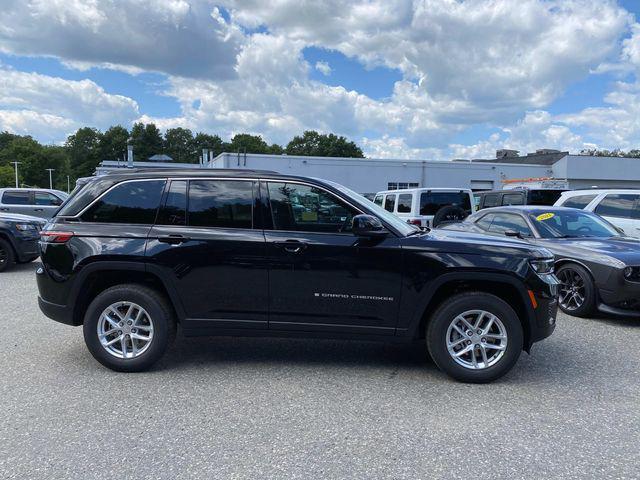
[536,212,555,221]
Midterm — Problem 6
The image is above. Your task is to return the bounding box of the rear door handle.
[34,208,44,212]
[0,208,8,211]
[158,234,190,245]
[273,240,308,254]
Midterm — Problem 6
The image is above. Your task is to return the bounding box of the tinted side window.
[562,194,596,209]
[482,194,499,208]
[384,195,396,212]
[373,195,383,206]
[2,191,30,205]
[188,180,253,228]
[488,213,532,236]
[595,194,640,219]
[397,194,412,213]
[157,180,187,226]
[82,180,165,224]
[268,182,357,233]
[35,192,63,206]
[502,193,524,205]
[529,190,564,206]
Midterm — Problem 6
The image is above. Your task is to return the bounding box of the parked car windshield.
[529,209,620,238]
[321,180,418,236]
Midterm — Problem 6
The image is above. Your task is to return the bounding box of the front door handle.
[34,208,44,212]
[0,208,8,211]
[273,240,308,254]
[158,234,190,245]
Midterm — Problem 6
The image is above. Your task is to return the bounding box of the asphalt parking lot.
[1,263,639,479]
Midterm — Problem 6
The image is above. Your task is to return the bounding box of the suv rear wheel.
[83,284,176,372]
[426,292,523,383]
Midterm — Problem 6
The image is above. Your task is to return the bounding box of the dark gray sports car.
[441,206,640,318]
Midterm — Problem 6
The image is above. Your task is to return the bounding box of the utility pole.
[67,175,70,193]
[46,169,55,189]
[11,162,20,188]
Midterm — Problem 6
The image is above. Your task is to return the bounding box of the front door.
[263,180,403,335]
[146,179,269,331]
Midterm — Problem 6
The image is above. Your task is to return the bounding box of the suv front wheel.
[427,292,523,383]
[83,284,176,372]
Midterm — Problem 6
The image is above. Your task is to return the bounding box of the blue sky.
[1,1,639,159]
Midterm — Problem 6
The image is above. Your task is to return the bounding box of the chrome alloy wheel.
[97,302,154,359]
[557,268,585,311]
[446,310,508,370]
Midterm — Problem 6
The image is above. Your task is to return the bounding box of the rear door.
[146,178,269,330]
[263,180,402,335]
[0,190,33,216]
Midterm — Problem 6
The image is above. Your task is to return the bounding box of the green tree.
[164,127,194,162]
[65,127,103,179]
[286,130,364,157]
[129,122,163,161]
[191,132,224,162]
[226,133,282,154]
[0,165,14,188]
[100,125,129,161]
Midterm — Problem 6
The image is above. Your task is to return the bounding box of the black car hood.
[422,227,552,259]
[542,236,640,264]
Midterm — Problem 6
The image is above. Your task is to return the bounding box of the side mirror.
[352,214,388,238]
[504,229,524,239]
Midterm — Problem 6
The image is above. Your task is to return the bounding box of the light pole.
[46,168,55,189]
[11,162,20,188]
[67,175,70,193]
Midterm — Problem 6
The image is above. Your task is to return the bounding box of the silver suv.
[0,188,69,219]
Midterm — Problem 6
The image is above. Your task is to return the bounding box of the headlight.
[14,223,38,232]
[530,258,554,275]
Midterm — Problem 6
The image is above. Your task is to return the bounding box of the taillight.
[40,231,74,243]
[407,219,422,226]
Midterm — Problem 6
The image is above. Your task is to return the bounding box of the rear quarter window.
[397,194,412,213]
[81,180,166,224]
[594,194,640,219]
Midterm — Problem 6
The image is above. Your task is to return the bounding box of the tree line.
[0,124,364,190]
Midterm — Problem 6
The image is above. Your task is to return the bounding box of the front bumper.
[597,274,640,318]
[527,272,559,347]
[14,236,39,262]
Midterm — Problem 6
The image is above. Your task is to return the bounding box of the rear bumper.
[38,296,75,325]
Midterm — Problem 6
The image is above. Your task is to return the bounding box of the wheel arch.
[411,272,535,351]
[70,262,185,326]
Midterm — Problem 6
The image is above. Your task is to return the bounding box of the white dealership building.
[96,149,640,196]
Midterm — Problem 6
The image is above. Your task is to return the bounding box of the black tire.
[0,238,15,273]
[556,263,596,317]
[426,292,523,383]
[432,205,468,228]
[83,284,176,372]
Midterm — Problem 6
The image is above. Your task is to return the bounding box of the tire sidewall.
[427,294,523,383]
[83,286,172,372]
[556,264,595,317]
[432,206,467,228]
[0,238,15,273]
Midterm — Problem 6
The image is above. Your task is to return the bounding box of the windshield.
[529,209,620,238]
[321,180,418,236]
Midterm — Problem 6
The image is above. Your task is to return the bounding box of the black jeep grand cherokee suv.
[37,169,559,382]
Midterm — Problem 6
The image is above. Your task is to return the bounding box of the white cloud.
[0,68,139,142]
[1,0,639,160]
[315,61,331,76]
[0,0,242,79]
